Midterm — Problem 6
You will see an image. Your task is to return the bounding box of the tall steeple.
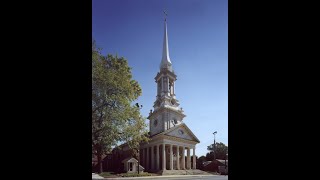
[147,11,186,136]
[160,11,173,72]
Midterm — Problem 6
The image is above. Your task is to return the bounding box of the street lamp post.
[225,153,228,175]
[212,131,217,161]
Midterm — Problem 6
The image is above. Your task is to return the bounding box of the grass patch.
[99,171,117,177]
[118,172,158,177]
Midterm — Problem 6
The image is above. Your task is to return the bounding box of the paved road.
[156,176,224,180]
[95,175,228,180]
[143,175,228,180]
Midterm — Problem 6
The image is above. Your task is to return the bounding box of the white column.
[170,144,173,170]
[193,147,196,169]
[182,146,185,170]
[156,145,159,170]
[187,147,191,169]
[176,145,180,170]
[162,143,166,170]
[151,146,154,170]
[146,147,149,170]
[173,82,175,95]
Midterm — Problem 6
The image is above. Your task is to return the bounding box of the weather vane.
[163,10,168,21]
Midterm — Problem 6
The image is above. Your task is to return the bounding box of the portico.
[140,138,198,172]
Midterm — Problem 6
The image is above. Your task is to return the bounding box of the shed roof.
[121,157,138,163]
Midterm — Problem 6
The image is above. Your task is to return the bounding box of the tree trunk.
[138,149,140,174]
[138,159,140,174]
[97,148,103,173]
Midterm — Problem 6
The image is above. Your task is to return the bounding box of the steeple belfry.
[160,11,172,71]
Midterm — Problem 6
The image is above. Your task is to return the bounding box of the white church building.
[138,16,204,175]
[110,15,210,175]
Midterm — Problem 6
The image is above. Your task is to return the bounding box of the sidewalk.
[97,174,217,180]
[92,173,104,179]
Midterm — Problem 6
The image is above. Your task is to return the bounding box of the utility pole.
[213,131,217,161]
[136,103,143,174]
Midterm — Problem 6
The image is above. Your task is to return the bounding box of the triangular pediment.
[164,123,200,143]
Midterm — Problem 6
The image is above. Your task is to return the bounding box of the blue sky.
[92,0,228,157]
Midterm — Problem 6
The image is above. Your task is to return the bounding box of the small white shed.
[121,157,145,173]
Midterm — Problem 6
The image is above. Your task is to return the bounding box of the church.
[100,16,206,175]
[138,16,201,175]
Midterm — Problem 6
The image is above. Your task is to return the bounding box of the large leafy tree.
[206,142,228,160]
[123,114,149,174]
[92,40,146,173]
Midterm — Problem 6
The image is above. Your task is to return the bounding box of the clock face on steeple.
[178,129,184,135]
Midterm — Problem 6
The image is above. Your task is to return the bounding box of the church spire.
[160,10,172,71]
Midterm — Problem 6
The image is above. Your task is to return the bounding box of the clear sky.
[92,0,228,157]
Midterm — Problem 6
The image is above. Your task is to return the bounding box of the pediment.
[164,123,200,143]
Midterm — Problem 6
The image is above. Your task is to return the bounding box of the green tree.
[206,142,228,160]
[197,155,206,170]
[92,40,145,173]
[122,106,149,174]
